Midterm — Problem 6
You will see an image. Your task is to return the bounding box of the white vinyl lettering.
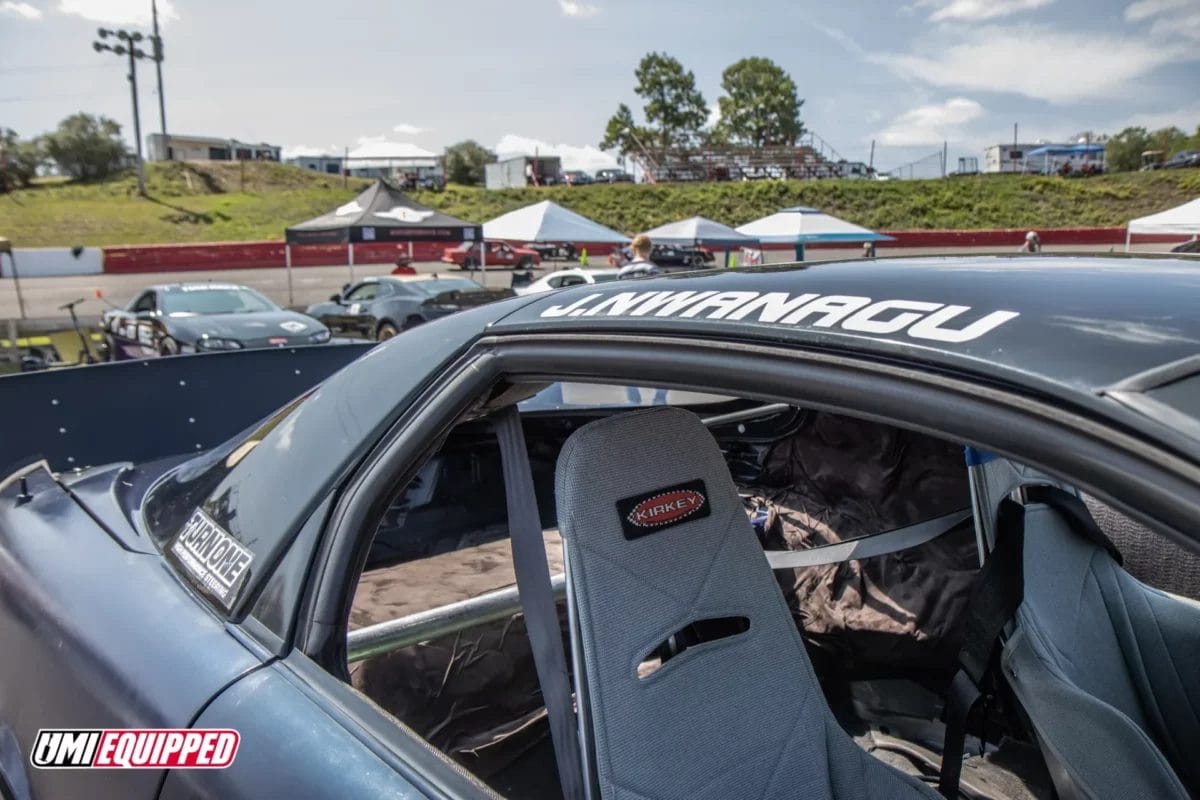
[841,300,943,334]
[781,295,873,327]
[907,305,1021,343]
[679,291,761,319]
[725,292,818,322]
[541,293,603,318]
[629,291,717,317]
[584,292,659,317]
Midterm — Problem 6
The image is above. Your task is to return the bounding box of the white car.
[513,267,624,295]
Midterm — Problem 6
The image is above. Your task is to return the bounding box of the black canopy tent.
[284,181,482,302]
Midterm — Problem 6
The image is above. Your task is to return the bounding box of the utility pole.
[868,139,875,172]
[95,27,150,195]
[95,28,148,195]
[151,0,168,158]
[942,141,948,178]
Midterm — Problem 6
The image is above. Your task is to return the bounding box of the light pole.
[94,27,149,196]
[150,0,168,157]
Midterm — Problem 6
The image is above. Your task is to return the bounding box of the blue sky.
[2,0,1198,174]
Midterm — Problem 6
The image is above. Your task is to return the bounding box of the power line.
[0,63,122,74]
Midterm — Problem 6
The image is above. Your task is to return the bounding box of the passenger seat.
[555,407,941,799]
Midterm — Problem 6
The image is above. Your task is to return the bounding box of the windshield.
[161,288,278,315]
[409,279,484,296]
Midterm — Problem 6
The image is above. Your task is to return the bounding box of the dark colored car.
[1163,150,1200,169]
[3,257,1200,800]
[440,241,542,269]
[594,168,634,183]
[304,276,513,340]
[523,241,577,261]
[608,242,715,269]
[101,282,330,359]
[562,170,594,186]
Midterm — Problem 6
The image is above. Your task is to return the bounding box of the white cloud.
[493,134,619,173]
[877,98,983,146]
[58,0,177,25]
[1125,0,1189,21]
[706,103,721,129]
[872,26,1190,103]
[282,144,342,159]
[1,1,42,18]
[558,0,599,17]
[350,137,435,159]
[392,123,427,136]
[811,24,867,58]
[914,0,1054,21]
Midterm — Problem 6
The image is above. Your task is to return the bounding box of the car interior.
[339,381,1200,800]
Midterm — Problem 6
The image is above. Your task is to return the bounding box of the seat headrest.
[555,406,746,572]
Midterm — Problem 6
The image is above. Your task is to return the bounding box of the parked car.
[441,241,542,269]
[304,276,513,340]
[523,242,577,261]
[562,170,594,186]
[608,243,715,269]
[1163,150,1200,169]
[101,282,330,359]
[2,256,1199,800]
[512,267,623,295]
[594,168,635,183]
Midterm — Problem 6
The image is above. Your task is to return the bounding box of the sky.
[2,0,1198,175]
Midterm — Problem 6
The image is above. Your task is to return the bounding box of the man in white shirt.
[618,234,659,278]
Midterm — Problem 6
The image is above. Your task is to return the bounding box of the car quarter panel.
[0,472,262,799]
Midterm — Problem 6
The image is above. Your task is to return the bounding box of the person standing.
[1020,231,1042,253]
[618,234,659,278]
[862,241,877,259]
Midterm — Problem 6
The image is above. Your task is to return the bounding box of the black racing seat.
[967,455,1200,800]
[554,407,941,799]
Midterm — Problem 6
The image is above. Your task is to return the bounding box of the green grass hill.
[2,161,1198,247]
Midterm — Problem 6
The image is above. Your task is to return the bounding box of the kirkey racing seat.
[967,454,1200,799]
[554,407,941,800]
[1000,492,1200,800]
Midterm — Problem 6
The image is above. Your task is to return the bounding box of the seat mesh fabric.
[1002,504,1200,800]
[555,407,940,800]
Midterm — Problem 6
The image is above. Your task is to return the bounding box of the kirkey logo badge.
[30,729,240,769]
[616,479,711,540]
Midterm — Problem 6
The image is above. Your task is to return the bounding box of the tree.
[714,57,805,147]
[633,52,708,150]
[41,113,126,181]
[444,140,495,186]
[600,103,642,156]
[1149,126,1188,157]
[1104,126,1150,172]
[0,128,42,190]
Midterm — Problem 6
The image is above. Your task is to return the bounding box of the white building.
[287,155,344,175]
[983,143,1068,174]
[147,133,281,162]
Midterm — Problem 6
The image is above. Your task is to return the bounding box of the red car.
[441,241,542,269]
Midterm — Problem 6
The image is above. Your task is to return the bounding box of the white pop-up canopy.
[483,200,628,243]
[1126,198,1200,251]
[736,206,893,244]
[641,215,758,247]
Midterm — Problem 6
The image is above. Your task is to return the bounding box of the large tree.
[1104,127,1150,172]
[714,57,805,147]
[41,113,126,181]
[0,128,42,190]
[632,52,708,150]
[444,140,496,186]
[600,103,643,156]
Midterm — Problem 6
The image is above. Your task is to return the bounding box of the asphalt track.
[0,243,1171,323]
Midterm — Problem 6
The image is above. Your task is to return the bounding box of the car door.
[108,290,160,359]
[338,282,382,337]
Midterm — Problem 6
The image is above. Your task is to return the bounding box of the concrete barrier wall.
[2,247,104,277]
[97,227,1191,273]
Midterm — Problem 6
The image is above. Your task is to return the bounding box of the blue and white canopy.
[735,207,893,244]
[641,216,759,247]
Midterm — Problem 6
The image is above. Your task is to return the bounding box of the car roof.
[151,283,251,292]
[491,255,1200,407]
